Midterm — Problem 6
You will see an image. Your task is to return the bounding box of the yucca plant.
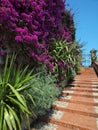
[0,54,35,130]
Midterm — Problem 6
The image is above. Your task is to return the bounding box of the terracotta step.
[75,76,97,78]
[39,111,97,130]
[71,93,97,102]
[66,85,98,89]
[32,122,74,130]
[31,67,98,130]
[74,80,98,83]
[66,84,98,88]
[62,92,98,98]
[52,102,98,118]
[64,88,98,93]
[53,105,98,118]
[62,90,96,97]
[74,78,98,80]
[72,82,98,85]
[58,98,98,106]
[57,126,73,130]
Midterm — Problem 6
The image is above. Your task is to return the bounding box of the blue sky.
[66,0,98,55]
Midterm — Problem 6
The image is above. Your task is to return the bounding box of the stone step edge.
[58,98,98,106]
[62,92,98,98]
[38,116,90,130]
[74,80,98,82]
[63,89,98,93]
[66,84,98,88]
[52,105,98,118]
[72,82,98,85]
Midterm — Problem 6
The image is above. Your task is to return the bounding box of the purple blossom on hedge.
[0,0,75,76]
[65,64,68,69]
[70,61,74,68]
[15,36,23,42]
[0,51,5,56]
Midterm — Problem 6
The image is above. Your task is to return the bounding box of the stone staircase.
[31,67,98,130]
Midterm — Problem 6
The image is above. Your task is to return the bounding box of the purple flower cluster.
[0,0,76,80]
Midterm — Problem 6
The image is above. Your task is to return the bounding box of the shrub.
[49,39,77,82]
[23,67,60,117]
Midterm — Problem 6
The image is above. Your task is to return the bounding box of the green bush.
[49,39,79,83]
[23,68,60,117]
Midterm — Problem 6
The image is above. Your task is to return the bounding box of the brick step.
[74,80,98,82]
[52,102,98,118]
[58,98,98,106]
[62,89,98,98]
[66,84,98,88]
[62,92,98,99]
[32,121,74,130]
[63,88,98,93]
[74,76,97,78]
[72,82,98,85]
[57,126,73,130]
[74,79,98,81]
[38,111,97,130]
[74,83,97,87]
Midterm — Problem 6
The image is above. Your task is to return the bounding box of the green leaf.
[0,103,4,130]
[7,83,27,107]
[9,109,17,130]
[7,104,22,130]
[2,119,7,130]
[27,93,35,106]
[17,83,32,92]
[3,55,8,81]
[4,108,13,130]
[7,96,30,114]
[3,54,15,84]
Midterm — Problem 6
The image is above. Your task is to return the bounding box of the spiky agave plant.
[0,54,35,130]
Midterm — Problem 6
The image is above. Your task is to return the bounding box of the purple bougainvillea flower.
[15,36,23,42]
[70,61,74,68]
[0,51,5,56]
[0,0,75,78]
[65,64,68,69]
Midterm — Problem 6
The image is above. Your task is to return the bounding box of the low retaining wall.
[92,62,98,76]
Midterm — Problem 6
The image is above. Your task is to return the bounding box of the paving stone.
[32,122,58,130]
[93,88,98,91]
[60,94,72,99]
[94,98,98,103]
[93,92,98,96]
[53,101,69,107]
[96,118,98,128]
[63,90,74,94]
[94,106,98,113]
[46,110,64,119]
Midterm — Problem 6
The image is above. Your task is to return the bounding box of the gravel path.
[32,122,58,130]
[46,109,64,119]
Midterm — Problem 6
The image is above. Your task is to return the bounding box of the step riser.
[74,80,98,82]
[38,117,90,130]
[66,85,98,88]
[64,89,98,93]
[52,106,98,118]
[62,92,98,98]
[58,98,98,106]
[72,82,98,85]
